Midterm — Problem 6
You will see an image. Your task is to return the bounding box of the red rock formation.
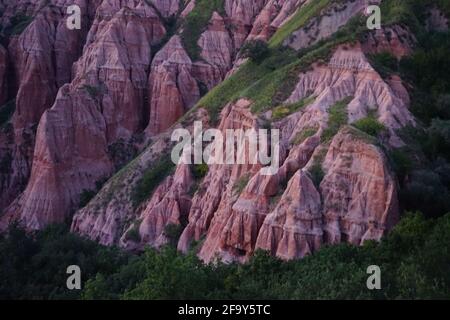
[71,110,207,246]
[69,0,309,243]
[0,0,417,264]
[248,0,304,40]
[198,12,233,77]
[0,1,94,213]
[361,25,416,58]
[147,36,200,134]
[1,1,166,230]
[286,45,415,146]
[1,86,114,230]
[179,99,261,257]
[256,170,322,260]
[121,164,194,249]
[320,126,399,245]
[225,0,268,48]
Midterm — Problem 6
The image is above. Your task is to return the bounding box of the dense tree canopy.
[1,212,450,300]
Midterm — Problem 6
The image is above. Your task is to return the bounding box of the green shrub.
[272,106,290,120]
[79,190,96,208]
[125,225,141,243]
[389,148,413,180]
[164,223,184,246]
[309,162,324,188]
[191,163,209,180]
[0,100,15,127]
[368,52,398,78]
[0,224,129,299]
[399,32,450,124]
[5,212,450,299]
[352,116,385,136]
[272,95,315,120]
[233,175,250,195]
[241,40,270,63]
[132,156,175,207]
[321,97,351,142]
[83,85,101,98]
[401,169,450,218]
[291,127,317,145]
[3,13,33,36]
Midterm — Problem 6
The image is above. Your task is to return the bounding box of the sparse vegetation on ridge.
[197,13,369,122]
[291,127,318,145]
[180,0,225,60]
[131,155,175,208]
[269,0,332,47]
[272,95,316,120]
[321,97,352,142]
[352,115,386,137]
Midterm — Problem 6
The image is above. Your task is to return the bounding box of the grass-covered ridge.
[269,0,332,47]
[131,155,175,208]
[197,13,368,122]
[321,97,351,142]
[195,0,450,123]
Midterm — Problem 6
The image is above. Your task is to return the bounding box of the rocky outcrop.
[198,12,234,77]
[361,25,416,58]
[72,38,410,262]
[285,0,381,50]
[58,0,312,242]
[121,164,194,249]
[1,86,114,230]
[181,43,410,262]
[0,1,94,213]
[254,127,398,261]
[186,110,399,263]
[255,170,322,260]
[178,99,261,257]
[1,1,166,230]
[248,0,304,40]
[71,108,208,245]
[147,36,200,134]
[320,126,399,245]
[225,0,268,48]
[286,44,415,146]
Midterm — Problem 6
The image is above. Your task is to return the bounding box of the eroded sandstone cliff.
[0,0,430,262]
